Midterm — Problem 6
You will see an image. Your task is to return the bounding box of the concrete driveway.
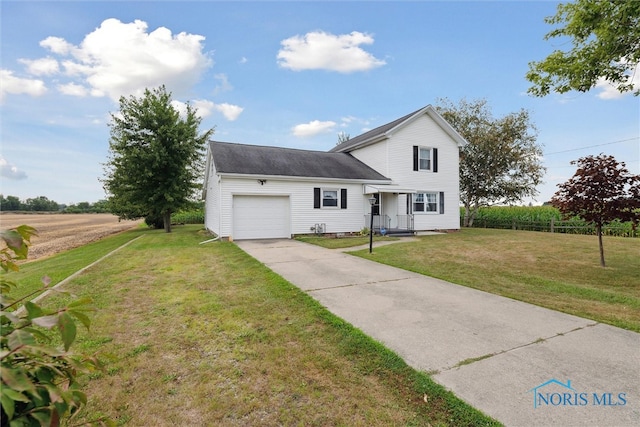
[235,239,640,427]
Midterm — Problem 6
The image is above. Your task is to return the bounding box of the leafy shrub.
[144,214,165,229]
[1,226,109,425]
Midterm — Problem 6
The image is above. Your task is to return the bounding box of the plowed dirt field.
[1,213,142,261]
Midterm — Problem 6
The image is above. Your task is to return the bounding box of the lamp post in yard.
[368,196,377,253]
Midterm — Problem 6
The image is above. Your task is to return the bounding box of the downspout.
[199,236,220,245]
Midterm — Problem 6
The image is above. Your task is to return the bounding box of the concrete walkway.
[235,239,640,427]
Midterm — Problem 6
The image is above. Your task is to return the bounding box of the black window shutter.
[433,148,438,172]
[413,146,419,171]
[314,188,321,209]
[341,189,347,209]
[439,191,445,214]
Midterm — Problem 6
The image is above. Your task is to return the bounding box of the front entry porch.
[363,186,416,236]
[364,214,415,236]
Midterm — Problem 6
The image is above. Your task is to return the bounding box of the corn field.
[461,206,637,238]
[171,209,204,224]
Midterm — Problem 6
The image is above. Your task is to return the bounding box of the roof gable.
[210,141,390,181]
[329,105,467,153]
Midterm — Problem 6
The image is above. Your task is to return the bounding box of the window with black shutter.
[413,146,438,172]
[315,187,347,208]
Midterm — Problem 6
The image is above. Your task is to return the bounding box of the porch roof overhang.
[363,184,418,194]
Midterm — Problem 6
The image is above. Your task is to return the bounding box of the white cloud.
[595,61,640,100]
[35,18,212,101]
[19,57,59,76]
[214,102,243,121]
[341,115,356,124]
[0,69,47,102]
[171,100,202,118]
[0,157,28,180]
[57,82,88,97]
[213,73,233,94]
[292,120,336,137]
[239,57,248,64]
[171,99,243,121]
[277,31,386,73]
[40,36,75,55]
[339,115,371,130]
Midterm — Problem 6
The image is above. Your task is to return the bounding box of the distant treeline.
[1,194,206,223]
[0,194,110,213]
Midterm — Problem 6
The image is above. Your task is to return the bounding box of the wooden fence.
[463,218,637,238]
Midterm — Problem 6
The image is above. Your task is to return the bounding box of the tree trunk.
[463,205,471,227]
[164,210,172,233]
[463,204,476,227]
[597,224,605,267]
[463,204,478,227]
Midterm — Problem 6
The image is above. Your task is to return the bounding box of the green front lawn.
[296,235,399,249]
[14,226,498,426]
[351,228,640,332]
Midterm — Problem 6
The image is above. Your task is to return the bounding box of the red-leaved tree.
[551,154,640,267]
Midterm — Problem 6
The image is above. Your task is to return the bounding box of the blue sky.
[1,0,638,205]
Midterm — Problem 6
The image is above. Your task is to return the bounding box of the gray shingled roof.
[210,141,391,181]
[329,107,422,153]
[329,104,467,153]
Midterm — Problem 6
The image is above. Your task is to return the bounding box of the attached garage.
[232,195,290,240]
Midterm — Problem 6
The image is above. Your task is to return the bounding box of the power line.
[546,158,640,170]
[543,137,639,156]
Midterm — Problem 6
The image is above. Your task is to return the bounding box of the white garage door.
[233,196,290,240]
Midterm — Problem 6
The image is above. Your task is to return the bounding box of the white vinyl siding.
[350,113,461,230]
[205,108,462,236]
[204,155,221,235]
[215,177,368,238]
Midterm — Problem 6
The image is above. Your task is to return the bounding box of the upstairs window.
[419,148,431,171]
[413,146,438,172]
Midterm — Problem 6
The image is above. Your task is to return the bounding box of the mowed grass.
[353,228,640,332]
[6,227,148,302]
[26,226,497,426]
[297,235,399,249]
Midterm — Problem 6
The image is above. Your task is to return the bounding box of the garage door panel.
[233,196,290,239]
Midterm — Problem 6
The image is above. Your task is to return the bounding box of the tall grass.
[462,206,637,237]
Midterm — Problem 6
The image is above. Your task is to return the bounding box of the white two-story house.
[203,105,466,240]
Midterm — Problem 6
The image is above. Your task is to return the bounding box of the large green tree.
[527,0,640,97]
[551,154,640,267]
[0,195,22,211]
[24,196,59,212]
[436,98,545,227]
[103,86,214,232]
